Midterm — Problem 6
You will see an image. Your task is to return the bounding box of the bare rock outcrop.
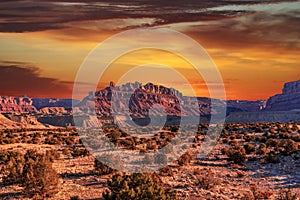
[39,107,69,115]
[265,79,300,111]
[0,96,37,113]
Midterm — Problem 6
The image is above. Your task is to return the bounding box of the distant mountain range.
[0,79,299,128]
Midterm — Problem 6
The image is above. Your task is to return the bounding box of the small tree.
[22,150,59,198]
[103,173,177,200]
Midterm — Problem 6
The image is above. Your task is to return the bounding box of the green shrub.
[103,173,177,200]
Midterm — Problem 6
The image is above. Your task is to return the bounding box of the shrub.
[2,150,25,185]
[194,169,219,190]
[62,148,71,156]
[46,149,60,161]
[222,138,229,143]
[280,139,298,155]
[94,154,122,175]
[108,131,121,143]
[177,152,192,166]
[70,196,80,200]
[94,158,116,176]
[277,188,298,200]
[71,147,90,157]
[170,126,179,133]
[22,150,59,198]
[259,136,267,143]
[223,145,247,164]
[251,185,273,199]
[256,143,267,155]
[103,173,177,200]
[159,166,174,177]
[265,151,280,163]
[279,132,290,139]
[266,138,280,148]
[244,144,255,154]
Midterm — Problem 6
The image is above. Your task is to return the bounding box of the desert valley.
[0,80,299,199]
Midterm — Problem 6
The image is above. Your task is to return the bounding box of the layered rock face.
[265,80,300,111]
[75,82,202,118]
[0,96,76,115]
[0,96,37,113]
[0,96,73,128]
[75,82,264,119]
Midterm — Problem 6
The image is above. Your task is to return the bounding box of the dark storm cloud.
[0,0,295,32]
[185,11,300,52]
[0,61,72,97]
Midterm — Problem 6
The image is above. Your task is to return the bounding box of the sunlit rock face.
[75,82,265,120]
[265,80,300,111]
[0,96,37,113]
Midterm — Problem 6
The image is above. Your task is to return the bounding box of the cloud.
[183,11,300,53]
[0,0,293,33]
[0,61,72,97]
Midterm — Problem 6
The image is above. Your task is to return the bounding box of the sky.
[0,0,299,100]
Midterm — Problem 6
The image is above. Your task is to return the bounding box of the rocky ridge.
[75,82,264,119]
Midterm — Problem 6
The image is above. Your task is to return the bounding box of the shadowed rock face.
[32,98,80,110]
[265,80,300,111]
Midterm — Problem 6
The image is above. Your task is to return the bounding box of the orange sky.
[0,0,299,100]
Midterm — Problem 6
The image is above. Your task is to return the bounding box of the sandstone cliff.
[0,96,37,113]
[75,82,264,119]
[265,79,300,111]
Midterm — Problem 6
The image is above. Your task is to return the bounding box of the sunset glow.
[0,0,299,100]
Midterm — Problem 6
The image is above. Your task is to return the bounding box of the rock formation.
[32,98,80,110]
[265,79,300,111]
[75,82,264,120]
[0,96,37,113]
